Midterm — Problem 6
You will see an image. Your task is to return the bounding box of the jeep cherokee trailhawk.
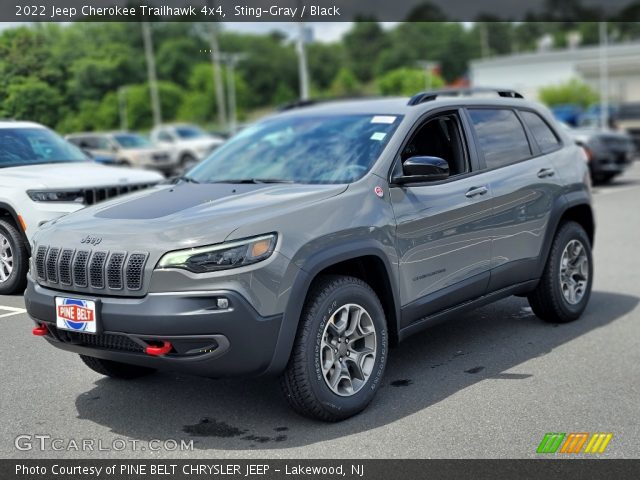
[25,89,594,421]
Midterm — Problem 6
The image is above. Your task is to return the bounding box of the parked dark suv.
[25,88,594,421]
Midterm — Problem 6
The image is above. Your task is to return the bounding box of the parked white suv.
[0,121,163,294]
[150,123,225,171]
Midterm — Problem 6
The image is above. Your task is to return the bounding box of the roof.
[274,94,542,120]
[0,120,46,129]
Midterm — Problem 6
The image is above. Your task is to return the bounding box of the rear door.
[466,107,564,292]
[390,109,495,327]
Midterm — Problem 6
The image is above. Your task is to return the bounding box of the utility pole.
[599,21,610,129]
[142,21,162,126]
[296,22,310,100]
[221,53,246,134]
[118,86,128,131]
[206,19,227,130]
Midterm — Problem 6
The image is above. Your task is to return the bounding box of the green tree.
[156,37,202,87]
[125,82,185,130]
[343,21,389,83]
[2,78,63,127]
[377,68,445,96]
[329,68,360,97]
[538,79,599,108]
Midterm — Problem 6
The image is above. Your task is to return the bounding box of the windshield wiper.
[168,175,200,184]
[213,178,294,184]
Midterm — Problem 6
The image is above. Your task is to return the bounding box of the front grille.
[125,253,147,291]
[51,327,144,353]
[35,247,148,295]
[35,246,47,280]
[106,253,126,290]
[73,251,90,287]
[82,183,156,206]
[89,251,107,289]
[58,249,74,285]
[45,248,60,283]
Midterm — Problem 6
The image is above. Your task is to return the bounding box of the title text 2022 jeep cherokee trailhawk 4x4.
[25,89,594,421]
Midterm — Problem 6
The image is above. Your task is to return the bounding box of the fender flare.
[534,191,594,279]
[263,239,400,375]
[0,201,29,253]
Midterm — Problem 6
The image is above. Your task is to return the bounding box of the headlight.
[156,233,277,273]
[27,190,84,203]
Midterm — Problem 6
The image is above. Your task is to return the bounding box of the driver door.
[389,110,494,328]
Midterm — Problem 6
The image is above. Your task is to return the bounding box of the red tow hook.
[32,324,48,336]
[145,341,173,356]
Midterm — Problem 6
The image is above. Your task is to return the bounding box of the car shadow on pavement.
[75,290,638,451]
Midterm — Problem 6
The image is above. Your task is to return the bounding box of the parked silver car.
[66,132,177,175]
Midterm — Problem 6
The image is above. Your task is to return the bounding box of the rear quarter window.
[468,108,531,169]
[521,110,561,153]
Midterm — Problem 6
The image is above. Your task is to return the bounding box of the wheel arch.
[264,241,400,375]
[0,202,29,254]
[535,192,594,279]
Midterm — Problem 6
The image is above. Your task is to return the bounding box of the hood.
[35,182,347,252]
[0,162,163,189]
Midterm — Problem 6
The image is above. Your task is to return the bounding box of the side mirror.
[394,156,449,184]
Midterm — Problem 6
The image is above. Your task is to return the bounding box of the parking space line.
[0,305,27,318]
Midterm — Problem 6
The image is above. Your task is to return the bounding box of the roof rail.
[278,99,318,111]
[407,87,524,106]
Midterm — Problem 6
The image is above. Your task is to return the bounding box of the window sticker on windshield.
[370,132,387,141]
[371,115,397,124]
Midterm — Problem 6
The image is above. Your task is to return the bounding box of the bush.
[377,68,445,96]
[539,79,599,109]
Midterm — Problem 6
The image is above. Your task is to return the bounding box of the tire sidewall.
[550,223,593,319]
[0,220,27,294]
[305,282,388,418]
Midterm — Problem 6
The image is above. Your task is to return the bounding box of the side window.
[399,112,470,177]
[520,110,561,154]
[157,130,173,142]
[96,137,113,150]
[468,109,531,169]
[76,137,96,149]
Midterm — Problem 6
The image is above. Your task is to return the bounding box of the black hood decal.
[95,184,264,220]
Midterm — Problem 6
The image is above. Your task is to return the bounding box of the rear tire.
[0,218,28,295]
[280,275,388,421]
[80,355,156,379]
[528,221,593,323]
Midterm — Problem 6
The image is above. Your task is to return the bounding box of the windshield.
[188,114,401,184]
[113,134,152,149]
[175,126,207,139]
[0,128,88,168]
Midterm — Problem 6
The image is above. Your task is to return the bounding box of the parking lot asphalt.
[2,163,640,459]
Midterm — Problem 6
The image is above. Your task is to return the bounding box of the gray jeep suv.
[25,88,594,421]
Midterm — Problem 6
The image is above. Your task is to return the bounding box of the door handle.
[465,186,488,198]
[537,168,555,178]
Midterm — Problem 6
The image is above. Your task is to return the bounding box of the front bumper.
[25,279,283,377]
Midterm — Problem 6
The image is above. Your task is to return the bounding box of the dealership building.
[470,41,640,103]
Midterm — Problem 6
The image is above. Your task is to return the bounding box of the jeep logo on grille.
[80,235,102,246]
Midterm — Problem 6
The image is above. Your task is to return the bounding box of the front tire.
[281,275,388,422]
[528,221,593,323]
[80,355,156,379]
[0,218,28,295]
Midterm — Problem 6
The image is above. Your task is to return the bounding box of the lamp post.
[141,21,162,127]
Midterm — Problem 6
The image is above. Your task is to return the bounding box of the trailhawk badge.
[55,297,97,333]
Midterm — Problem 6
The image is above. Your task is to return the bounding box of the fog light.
[217,298,229,309]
